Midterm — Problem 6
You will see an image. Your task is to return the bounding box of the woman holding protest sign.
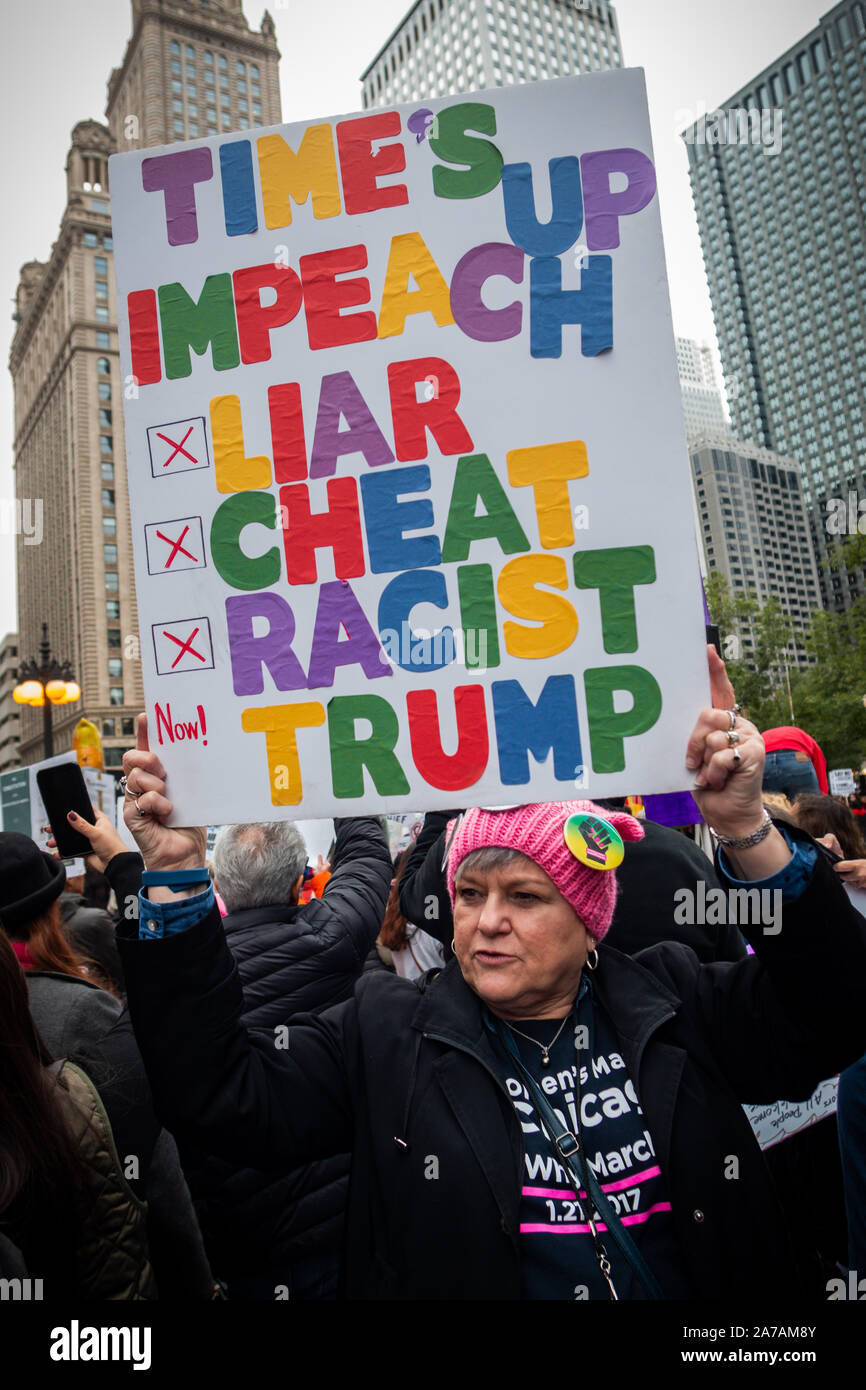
[76,650,866,1299]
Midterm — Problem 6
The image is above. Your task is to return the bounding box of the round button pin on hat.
[563,813,625,871]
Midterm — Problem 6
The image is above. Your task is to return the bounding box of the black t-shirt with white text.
[486,980,693,1300]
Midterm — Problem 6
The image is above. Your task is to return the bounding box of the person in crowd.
[791,793,866,882]
[60,863,124,996]
[789,791,866,1275]
[95,658,866,1300]
[0,828,215,1298]
[379,850,447,980]
[762,725,829,798]
[0,928,154,1297]
[167,816,389,1300]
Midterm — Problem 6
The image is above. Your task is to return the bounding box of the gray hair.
[212,822,308,913]
[454,847,531,881]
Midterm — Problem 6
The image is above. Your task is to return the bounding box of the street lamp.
[13,623,80,758]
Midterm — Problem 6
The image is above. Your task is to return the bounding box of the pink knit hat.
[446,801,644,942]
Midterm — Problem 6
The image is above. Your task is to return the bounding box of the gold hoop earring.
[585,946,599,971]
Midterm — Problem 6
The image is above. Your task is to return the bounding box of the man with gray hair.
[181,814,391,1300]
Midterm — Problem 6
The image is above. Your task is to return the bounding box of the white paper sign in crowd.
[110,69,708,824]
[744,1076,840,1152]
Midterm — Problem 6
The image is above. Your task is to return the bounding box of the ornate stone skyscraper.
[10,2,280,768]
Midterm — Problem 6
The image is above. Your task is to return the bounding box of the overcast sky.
[0,0,825,641]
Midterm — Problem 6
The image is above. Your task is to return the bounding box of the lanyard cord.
[488,992,664,1301]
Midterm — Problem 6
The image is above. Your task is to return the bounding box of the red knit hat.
[446,801,644,942]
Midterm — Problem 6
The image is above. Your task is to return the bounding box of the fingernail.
[694,774,707,788]
[685,758,698,771]
[67,811,78,822]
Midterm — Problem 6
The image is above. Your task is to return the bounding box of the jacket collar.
[411,945,681,1066]
[222,902,300,935]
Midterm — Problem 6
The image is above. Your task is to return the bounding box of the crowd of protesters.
[3,651,866,1300]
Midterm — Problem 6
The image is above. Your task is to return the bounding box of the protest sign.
[744,1076,839,1151]
[829,767,856,796]
[109,68,708,824]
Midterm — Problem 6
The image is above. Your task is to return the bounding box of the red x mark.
[155,525,197,568]
[156,425,196,467]
[162,626,206,668]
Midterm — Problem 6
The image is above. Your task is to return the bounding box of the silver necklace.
[505,1012,571,1066]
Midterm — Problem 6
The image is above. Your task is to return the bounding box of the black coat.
[179,816,392,1284]
[118,826,866,1300]
[399,812,747,964]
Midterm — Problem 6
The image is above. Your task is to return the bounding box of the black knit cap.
[0,832,67,932]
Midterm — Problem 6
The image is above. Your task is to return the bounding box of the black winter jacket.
[177,816,391,1286]
[117,826,866,1300]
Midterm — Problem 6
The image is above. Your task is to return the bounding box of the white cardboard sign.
[110,69,708,824]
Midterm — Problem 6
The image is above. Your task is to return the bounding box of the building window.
[98,382,111,402]
[103,517,117,538]
[94,255,108,275]
[236,59,246,74]
[172,79,183,95]
[105,571,119,591]
[108,658,123,678]
[102,488,115,509]
[221,113,232,129]
[174,119,185,135]
[238,78,247,93]
[102,717,116,736]
[109,687,124,706]
[218,53,228,70]
[186,43,195,59]
[100,436,113,456]
[95,306,109,322]
[250,64,259,79]
[84,232,98,248]
[104,544,118,566]
[189,122,200,136]
[207,106,217,122]
[106,600,120,621]
[97,357,111,375]
[204,49,214,65]
[171,40,180,55]
[102,235,113,251]
[220,73,230,90]
[98,408,112,428]
[122,717,136,736]
[173,98,184,114]
[95,281,108,301]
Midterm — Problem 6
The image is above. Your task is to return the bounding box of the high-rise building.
[106,0,280,150]
[676,337,731,446]
[0,634,22,773]
[361,0,623,109]
[690,436,821,663]
[10,1,280,770]
[684,0,866,611]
